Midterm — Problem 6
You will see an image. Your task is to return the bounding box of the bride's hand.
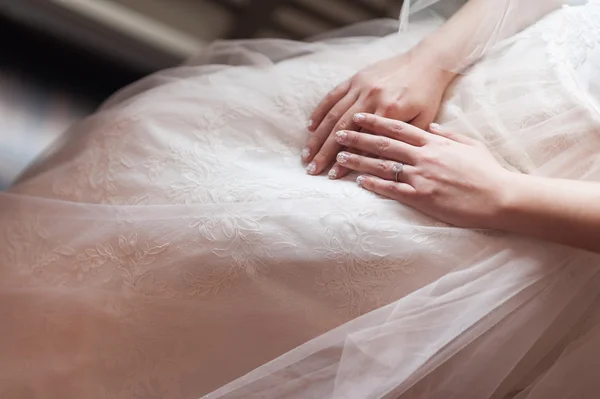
[303,47,456,178]
[335,113,513,229]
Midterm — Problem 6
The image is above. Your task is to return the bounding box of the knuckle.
[390,183,405,196]
[350,77,362,87]
[353,71,367,83]
[353,155,363,167]
[381,101,399,117]
[418,167,436,180]
[421,186,438,197]
[413,178,439,197]
[326,88,340,100]
[375,137,392,154]
[371,116,384,130]
[336,120,348,131]
[402,102,420,116]
[325,112,340,123]
[376,161,388,173]
[389,122,404,136]
[368,84,384,96]
[348,132,360,146]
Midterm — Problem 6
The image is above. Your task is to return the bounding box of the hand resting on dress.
[335,113,510,229]
[303,47,456,179]
[337,113,600,254]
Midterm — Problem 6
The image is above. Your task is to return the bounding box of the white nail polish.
[301,148,310,160]
[335,131,348,143]
[336,152,350,164]
[353,113,365,123]
[307,119,313,129]
[328,167,338,179]
[306,162,317,175]
[430,122,441,132]
[356,176,366,186]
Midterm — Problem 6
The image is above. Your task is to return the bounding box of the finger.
[336,151,414,182]
[356,175,416,202]
[335,130,417,162]
[310,103,366,175]
[375,101,419,123]
[409,112,435,131]
[428,123,473,145]
[308,80,351,132]
[328,147,361,180]
[329,125,369,180]
[303,92,358,164]
[353,113,428,146]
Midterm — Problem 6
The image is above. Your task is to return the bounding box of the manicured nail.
[307,119,313,129]
[430,122,441,132]
[335,131,348,144]
[353,113,365,123]
[336,152,350,164]
[328,167,338,179]
[306,162,317,175]
[356,175,366,187]
[301,148,310,160]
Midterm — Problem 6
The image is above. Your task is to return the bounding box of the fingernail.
[336,152,350,164]
[430,122,441,132]
[356,175,366,187]
[328,167,338,179]
[335,131,348,144]
[307,119,313,129]
[301,148,310,160]
[353,113,365,123]
[306,162,317,175]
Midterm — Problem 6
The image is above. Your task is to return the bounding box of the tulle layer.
[2,4,600,399]
[204,5,600,398]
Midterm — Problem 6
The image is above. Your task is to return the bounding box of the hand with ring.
[335,113,513,229]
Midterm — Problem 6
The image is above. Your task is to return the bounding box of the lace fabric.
[2,3,600,399]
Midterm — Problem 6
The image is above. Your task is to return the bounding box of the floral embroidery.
[3,215,75,276]
[166,142,229,204]
[313,210,412,316]
[143,156,166,182]
[52,117,137,203]
[186,211,295,295]
[531,4,600,69]
[73,232,171,295]
[163,142,277,204]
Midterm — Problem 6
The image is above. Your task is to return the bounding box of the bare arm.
[414,0,569,79]
[414,0,600,252]
[497,175,600,253]
[336,114,600,254]
[306,0,570,178]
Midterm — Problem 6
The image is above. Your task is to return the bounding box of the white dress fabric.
[2,2,600,399]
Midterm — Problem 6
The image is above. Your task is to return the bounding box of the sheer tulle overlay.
[3,3,600,399]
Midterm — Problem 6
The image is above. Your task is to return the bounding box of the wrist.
[409,39,459,86]
[487,171,533,232]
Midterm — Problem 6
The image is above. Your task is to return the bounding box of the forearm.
[495,173,600,253]
[412,0,567,80]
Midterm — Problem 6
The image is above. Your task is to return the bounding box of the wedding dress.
[2,1,600,398]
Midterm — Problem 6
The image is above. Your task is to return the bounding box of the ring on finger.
[392,162,404,183]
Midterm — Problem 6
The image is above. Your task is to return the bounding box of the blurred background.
[0,0,400,188]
